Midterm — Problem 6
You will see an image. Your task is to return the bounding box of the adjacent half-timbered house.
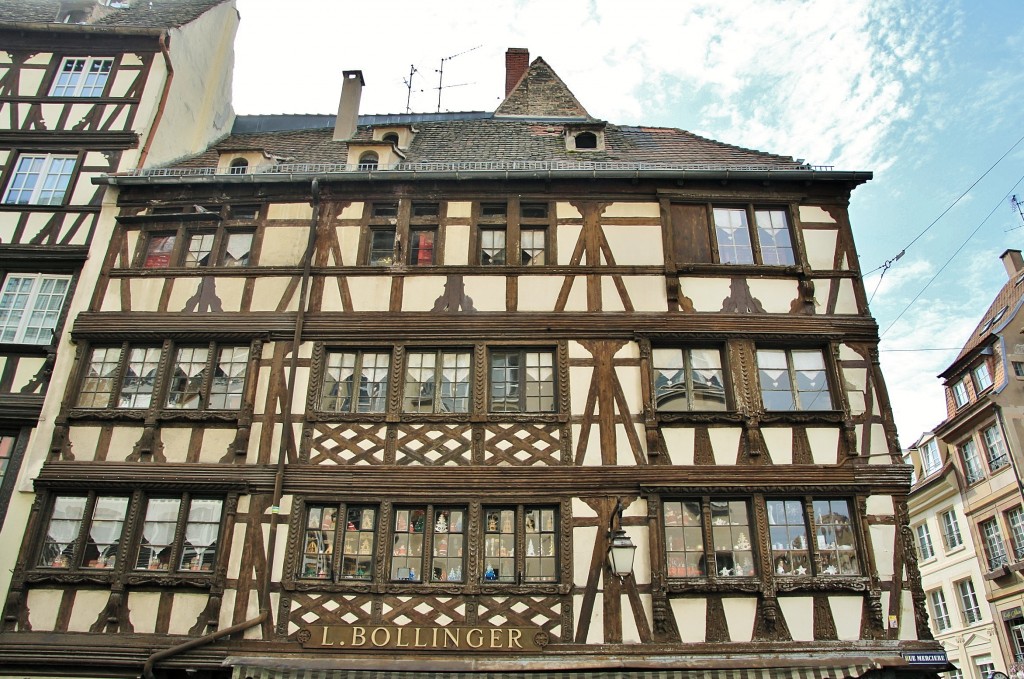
[0,0,236,562]
[0,48,948,678]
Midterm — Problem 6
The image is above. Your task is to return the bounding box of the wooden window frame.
[135,220,254,269]
[766,496,861,577]
[482,504,559,584]
[651,346,729,413]
[755,347,836,412]
[472,200,553,267]
[711,204,797,266]
[488,347,557,413]
[318,348,392,414]
[663,496,757,580]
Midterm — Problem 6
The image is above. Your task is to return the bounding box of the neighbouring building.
[0,41,949,679]
[906,431,1005,678]
[931,249,1024,674]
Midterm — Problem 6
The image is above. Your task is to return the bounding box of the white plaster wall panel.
[336,225,361,265]
[11,356,44,393]
[161,427,191,463]
[252,368,270,415]
[39,103,63,130]
[106,106,131,132]
[572,498,598,518]
[444,224,470,265]
[838,344,861,361]
[20,212,53,244]
[319,278,343,313]
[567,341,590,359]
[603,202,660,219]
[680,277,731,312]
[625,524,651,585]
[267,203,313,221]
[806,427,840,465]
[400,276,450,312]
[69,102,95,129]
[558,276,588,311]
[241,591,263,639]
[446,201,471,219]
[778,596,814,640]
[124,230,141,266]
[338,202,364,220]
[573,594,604,643]
[128,278,164,312]
[121,54,144,67]
[990,468,1018,494]
[110,69,137,97]
[67,590,111,632]
[615,365,643,413]
[19,66,44,95]
[571,424,602,467]
[802,229,838,271]
[671,597,707,642]
[811,279,833,312]
[0,149,8,164]
[99,282,122,311]
[621,276,669,312]
[834,279,858,314]
[557,225,583,265]
[602,225,663,265]
[518,276,565,311]
[747,279,799,314]
[249,278,297,312]
[569,366,594,415]
[866,495,894,516]
[26,589,62,631]
[828,595,863,640]
[662,427,695,466]
[228,522,246,578]
[615,424,646,466]
[868,423,889,457]
[452,276,505,312]
[293,368,311,412]
[128,591,161,633]
[166,278,199,312]
[899,591,917,639]
[199,428,235,463]
[557,202,582,219]
[573,526,599,584]
[346,277,392,312]
[272,526,289,581]
[70,172,102,204]
[799,206,837,224]
[26,53,51,65]
[0,212,17,242]
[871,525,896,579]
[106,426,145,462]
[212,277,245,312]
[847,390,866,416]
[709,427,741,465]
[621,593,653,643]
[66,215,91,245]
[260,226,308,266]
[168,593,208,635]
[721,597,757,642]
[762,428,793,465]
[68,427,101,462]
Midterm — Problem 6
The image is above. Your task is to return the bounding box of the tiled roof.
[946,263,1024,370]
[173,117,804,169]
[0,0,228,29]
[495,57,590,119]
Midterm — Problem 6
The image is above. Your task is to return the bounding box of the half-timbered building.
[0,47,948,679]
[0,0,237,548]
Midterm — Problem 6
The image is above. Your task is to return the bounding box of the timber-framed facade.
[0,44,947,679]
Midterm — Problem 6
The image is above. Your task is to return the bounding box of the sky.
[233,0,1024,446]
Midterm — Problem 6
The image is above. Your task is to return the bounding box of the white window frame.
[2,154,77,206]
[956,578,982,625]
[941,510,963,550]
[49,57,114,97]
[916,523,935,560]
[981,518,1009,570]
[0,274,72,344]
[929,588,951,631]
[983,424,1009,471]
[962,439,985,484]
[922,439,942,476]
[952,378,970,408]
[973,363,993,393]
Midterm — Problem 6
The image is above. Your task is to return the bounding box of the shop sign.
[902,651,948,665]
[297,625,548,652]
[1002,606,1023,621]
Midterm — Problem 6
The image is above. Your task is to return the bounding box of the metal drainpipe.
[137,32,174,169]
[141,181,322,678]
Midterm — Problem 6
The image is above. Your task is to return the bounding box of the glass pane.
[391,507,426,581]
[166,346,209,409]
[82,496,128,569]
[77,346,122,408]
[483,509,516,582]
[222,232,253,266]
[118,346,161,408]
[754,209,795,265]
[481,229,506,265]
[184,233,215,267]
[431,507,466,582]
[369,229,396,265]
[301,505,337,579]
[409,229,436,266]
[39,496,87,568]
[208,346,248,410]
[179,499,222,571]
[339,506,375,580]
[713,208,753,263]
[136,498,181,570]
[767,499,810,575]
[144,234,176,268]
[665,500,705,577]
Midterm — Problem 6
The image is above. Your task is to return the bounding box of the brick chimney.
[504,48,529,97]
[1001,249,1024,279]
[333,70,364,141]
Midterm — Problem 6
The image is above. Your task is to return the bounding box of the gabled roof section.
[941,263,1024,377]
[495,57,590,119]
[0,0,229,29]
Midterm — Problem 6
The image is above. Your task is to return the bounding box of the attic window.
[61,10,89,23]
[575,132,597,149]
[994,306,1008,323]
[228,158,248,175]
[358,152,379,171]
[1016,272,1024,286]
[383,133,400,145]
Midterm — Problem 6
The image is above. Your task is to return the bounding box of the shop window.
[483,506,557,583]
[0,274,71,345]
[664,498,755,578]
[652,347,727,412]
[390,506,466,582]
[300,504,377,580]
[766,498,859,575]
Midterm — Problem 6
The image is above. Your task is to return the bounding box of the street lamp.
[606,499,637,579]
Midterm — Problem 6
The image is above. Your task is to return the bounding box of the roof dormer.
[346,140,404,171]
[565,122,606,152]
[216,149,282,175]
[372,126,416,151]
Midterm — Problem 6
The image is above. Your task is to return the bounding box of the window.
[228,158,248,174]
[766,498,859,575]
[320,350,390,414]
[974,659,996,679]
[357,152,379,171]
[478,203,507,265]
[489,349,555,412]
[916,523,935,560]
[483,506,557,583]
[983,425,1009,471]
[480,229,506,265]
[664,498,755,578]
[49,57,112,97]
[0,274,71,344]
[135,496,223,572]
[0,435,13,490]
[1011,618,1024,662]
[652,347,727,412]
[402,350,471,413]
[956,578,982,625]
[941,510,963,550]
[929,588,951,631]
[712,207,795,265]
[922,439,943,476]
[38,493,223,575]
[382,132,399,145]
[756,348,833,411]
[981,518,1009,570]
[2,154,76,206]
[408,227,437,265]
[961,440,985,484]
[368,228,397,265]
[390,506,466,582]
[521,228,546,265]
[1013,361,1024,378]
[76,342,248,411]
[973,363,993,392]
[1007,506,1024,560]
[946,667,963,679]
[300,504,376,580]
[574,131,597,149]
[140,225,253,268]
[952,379,970,408]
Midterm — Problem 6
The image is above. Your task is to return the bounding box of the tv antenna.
[403,64,420,114]
[435,44,481,112]
[1012,195,1024,230]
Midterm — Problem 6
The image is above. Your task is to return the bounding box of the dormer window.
[358,152,379,171]
[228,158,248,175]
[575,132,597,149]
[382,133,399,145]
[565,126,605,152]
